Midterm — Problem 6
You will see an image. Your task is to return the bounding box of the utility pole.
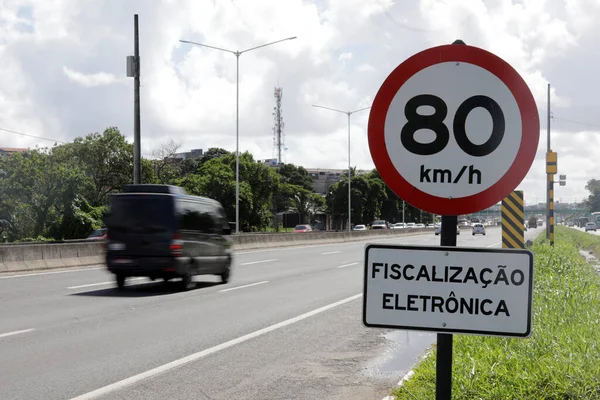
[132,14,142,184]
[311,104,370,232]
[546,83,551,241]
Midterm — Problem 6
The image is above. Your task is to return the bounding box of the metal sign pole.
[436,215,457,399]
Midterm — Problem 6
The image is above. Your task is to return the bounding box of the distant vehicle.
[568,221,574,227]
[103,184,233,291]
[371,220,388,229]
[415,223,425,228]
[406,223,416,229]
[87,228,107,240]
[390,223,405,229]
[528,216,538,229]
[353,224,367,231]
[585,222,597,232]
[472,223,486,236]
[293,224,312,233]
[434,225,460,235]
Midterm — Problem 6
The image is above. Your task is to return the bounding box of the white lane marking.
[336,262,359,269]
[322,251,340,255]
[0,328,35,339]
[0,267,104,280]
[67,277,145,290]
[397,370,415,385]
[218,281,269,293]
[486,241,502,248]
[240,259,277,266]
[234,232,433,254]
[69,293,362,400]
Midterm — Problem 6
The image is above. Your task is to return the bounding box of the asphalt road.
[0,227,542,400]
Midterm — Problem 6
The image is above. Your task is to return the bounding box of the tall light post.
[312,104,371,231]
[179,36,297,234]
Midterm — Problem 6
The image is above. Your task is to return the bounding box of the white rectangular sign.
[362,244,534,338]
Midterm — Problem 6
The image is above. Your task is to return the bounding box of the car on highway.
[585,222,597,232]
[293,224,312,232]
[353,224,367,231]
[472,223,486,235]
[87,228,107,239]
[371,220,388,229]
[103,184,233,290]
[434,225,460,235]
[390,223,406,229]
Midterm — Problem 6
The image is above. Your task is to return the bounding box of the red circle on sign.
[368,44,539,216]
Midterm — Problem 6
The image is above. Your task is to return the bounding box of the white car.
[472,223,486,235]
[353,224,367,231]
[585,222,596,232]
[371,220,388,229]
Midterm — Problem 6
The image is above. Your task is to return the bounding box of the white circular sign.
[384,62,522,199]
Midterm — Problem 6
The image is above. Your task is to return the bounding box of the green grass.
[393,226,600,400]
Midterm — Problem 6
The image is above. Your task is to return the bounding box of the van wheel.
[220,265,231,284]
[116,274,126,289]
[180,269,193,291]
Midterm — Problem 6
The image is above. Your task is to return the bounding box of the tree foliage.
[0,127,440,241]
[585,179,600,212]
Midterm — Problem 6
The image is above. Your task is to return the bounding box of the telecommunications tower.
[272,86,285,163]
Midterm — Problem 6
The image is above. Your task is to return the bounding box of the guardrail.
[0,226,498,274]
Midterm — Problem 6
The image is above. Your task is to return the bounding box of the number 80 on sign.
[368,44,539,216]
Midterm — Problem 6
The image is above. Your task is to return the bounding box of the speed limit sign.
[368,44,539,215]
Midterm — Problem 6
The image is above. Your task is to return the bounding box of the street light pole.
[179,36,297,234]
[312,104,371,232]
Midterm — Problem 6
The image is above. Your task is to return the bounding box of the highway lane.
[0,227,539,400]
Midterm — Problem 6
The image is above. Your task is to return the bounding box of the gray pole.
[546,83,550,239]
[347,112,351,232]
[177,37,297,235]
[402,200,405,224]
[133,14,141,184]
[236,53,240,234]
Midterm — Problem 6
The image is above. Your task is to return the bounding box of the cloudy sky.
[1,0,599,206]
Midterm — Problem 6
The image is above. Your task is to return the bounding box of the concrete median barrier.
[232,228,432,250]
[1,227,499,274]
[0,241,105,273]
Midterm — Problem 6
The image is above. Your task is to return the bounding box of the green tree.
[0,150,86,239]
[585,179,600,212]
[277,164,313,191]
[52,127,135,206]
[288,185,324,224]
[198,147,230,166]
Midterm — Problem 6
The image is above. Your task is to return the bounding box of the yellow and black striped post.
[546,151,557,246]
[502,190,525,249]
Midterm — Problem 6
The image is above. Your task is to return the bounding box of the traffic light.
[559,174,566,186]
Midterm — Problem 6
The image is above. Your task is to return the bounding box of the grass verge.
[392,226,600,400]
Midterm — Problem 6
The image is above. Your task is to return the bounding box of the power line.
[552,116,600,130]
[0,127,66,144]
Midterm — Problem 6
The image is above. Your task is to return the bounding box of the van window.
[179,200,217,233]
[106,194,176,233]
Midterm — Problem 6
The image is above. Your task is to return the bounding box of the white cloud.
[0,0,599,205]
[62,66,125,87]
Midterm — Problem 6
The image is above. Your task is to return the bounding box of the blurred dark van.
[103,184,233,290]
